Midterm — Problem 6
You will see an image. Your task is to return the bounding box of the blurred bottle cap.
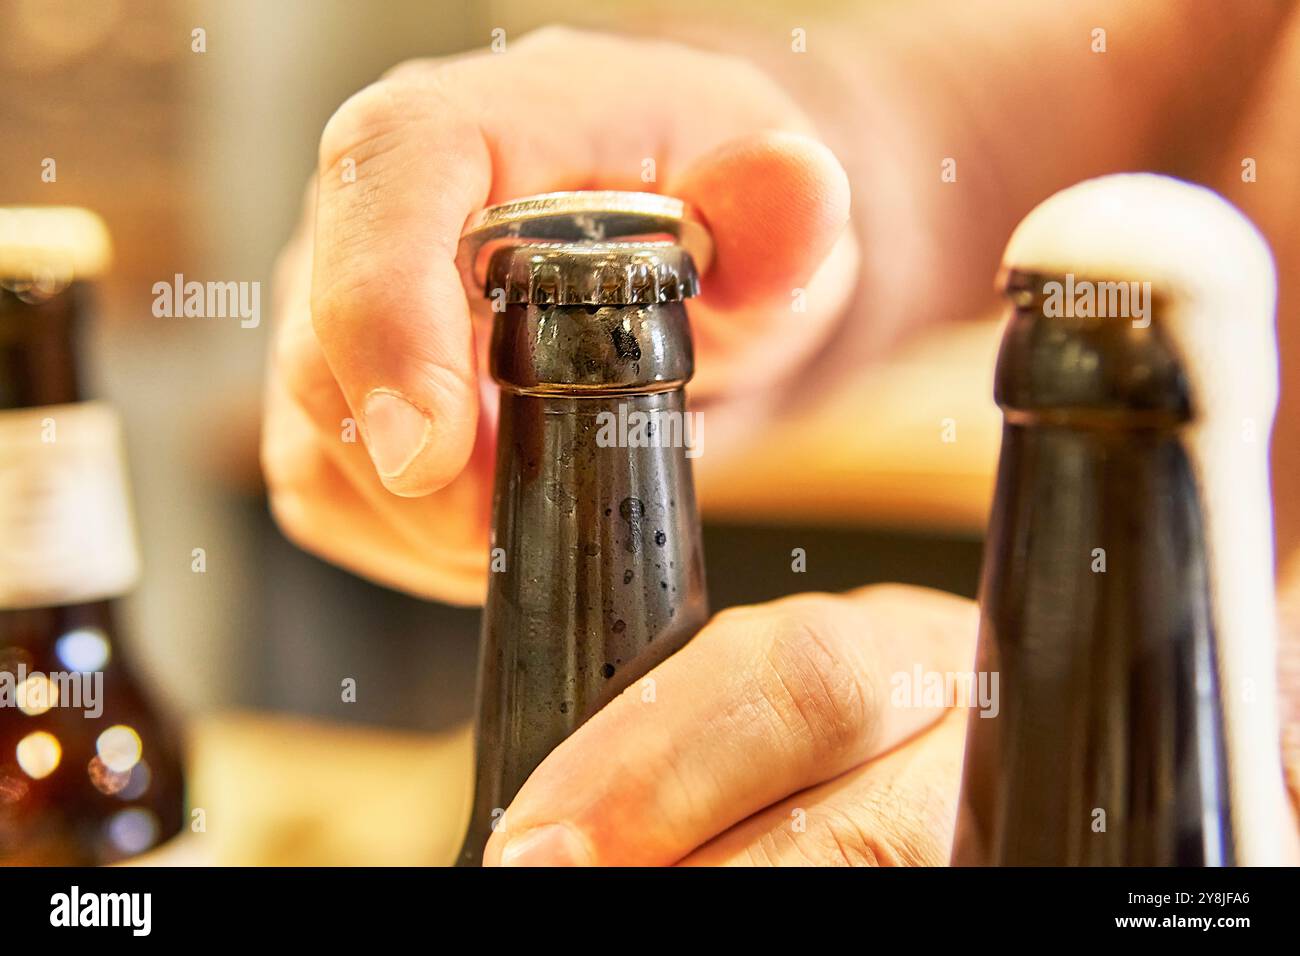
[457,191,712,293]
[0,206,112,288]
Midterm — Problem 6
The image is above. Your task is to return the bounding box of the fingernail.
[362,389,431,479]
[498,824,592,867]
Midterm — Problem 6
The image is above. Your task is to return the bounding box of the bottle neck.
[994,270,1190,428]
[490,301,694,396]
[0,284,83,410]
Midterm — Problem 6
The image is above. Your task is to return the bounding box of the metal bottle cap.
[457,190,712,292]
[485,241,699,306]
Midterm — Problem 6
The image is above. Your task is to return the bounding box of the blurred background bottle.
[458,238,710,864]
[0,207,184,865]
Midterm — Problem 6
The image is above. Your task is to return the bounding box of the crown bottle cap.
[484,241,699,306]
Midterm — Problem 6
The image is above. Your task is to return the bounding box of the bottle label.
[0,401,140,608]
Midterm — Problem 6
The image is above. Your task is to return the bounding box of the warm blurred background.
[0,0,993,727]
[0,0,998,862]
[24,0,1289,862]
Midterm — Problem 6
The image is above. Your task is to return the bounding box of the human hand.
[480,585,976,866]
[261,26,858,604]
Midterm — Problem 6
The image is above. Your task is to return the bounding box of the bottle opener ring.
[456,191,713,294]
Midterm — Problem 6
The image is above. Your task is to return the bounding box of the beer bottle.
[952,174,1290,865]
[456,194,710,865]
[0,207,184,864]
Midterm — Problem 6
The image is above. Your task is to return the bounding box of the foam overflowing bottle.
[952,175,1290,865]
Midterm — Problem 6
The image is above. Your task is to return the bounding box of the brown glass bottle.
[457,241,709,865]
[0,210,184,865]
[951,270,1232,866]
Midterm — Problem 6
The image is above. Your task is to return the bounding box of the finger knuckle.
[851,582,932,609]
[270,312,311,382]
[319,80,402,172]
[318,77,463,176]
[860,779,957,866]
[379,56,438,83]
[752,812,892,867]
[268,238,307,309]
[707,603,763,631]
[758,607,874,761]
[808,809,900,867]
[259,427,314,499]
[259,392,338,499]
[266,491,316,551]
[258,435,288,494]
[273,319,336,414]
[515,24,585,50]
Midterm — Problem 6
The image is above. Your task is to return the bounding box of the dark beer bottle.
[457,236,709,865]
[0,207,184,864]
[952,175,1288,865]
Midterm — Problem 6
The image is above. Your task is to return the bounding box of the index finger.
[312,76,491,497]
